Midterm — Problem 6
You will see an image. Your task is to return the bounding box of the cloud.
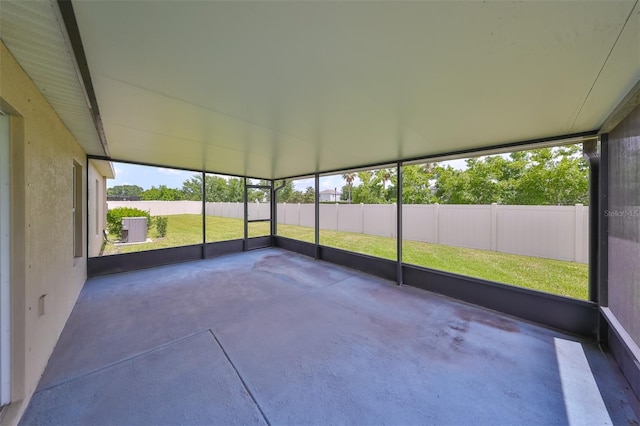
[156,167,187,176]
[320,175,345,191]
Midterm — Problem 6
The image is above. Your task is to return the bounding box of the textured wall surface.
[608,103,640,348]
[88,162,108,257]
[0,42,87,425]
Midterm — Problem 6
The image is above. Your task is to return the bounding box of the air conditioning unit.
[121,217,147,243]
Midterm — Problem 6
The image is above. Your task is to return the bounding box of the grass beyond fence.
[101,214,588,300]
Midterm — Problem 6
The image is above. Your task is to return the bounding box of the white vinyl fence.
[108,201,588,263]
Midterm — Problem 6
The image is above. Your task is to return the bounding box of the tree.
[141,185,184,201]
[107,185,143,199]
[275,180,311,203]
[302,187,315,203]
[402,164,437,204]
[433,147,589,205]
[182,174,232,202]
[275,180,295,202]
[514,146,588,205]
[181,174,203,200]
[349,171,387,204]
[376,169,393,191]
[226,178,244,202]
[247,180,271,202]
[342,173,356,203]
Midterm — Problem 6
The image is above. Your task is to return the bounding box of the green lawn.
[102,214,588,300]
[102,215,269,255]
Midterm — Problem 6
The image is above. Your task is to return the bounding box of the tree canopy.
[107,185,143,199]
[275,181,315,203]
[338,146,588,205]
[141,185,184,201]
[120,146,589,206]
[432,146,589,205]
[181,174,245,202]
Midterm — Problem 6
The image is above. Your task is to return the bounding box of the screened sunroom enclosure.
[2,0,639,424]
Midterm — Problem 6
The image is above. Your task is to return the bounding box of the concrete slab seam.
[36,329,213,393]
[208,329,272,426]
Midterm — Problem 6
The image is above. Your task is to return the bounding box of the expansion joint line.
[209,330,272,426]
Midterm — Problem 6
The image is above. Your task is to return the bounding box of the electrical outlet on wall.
[38,294,46,316]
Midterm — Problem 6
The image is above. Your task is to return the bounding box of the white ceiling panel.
[6,1,639,179]
[571,1,640,131]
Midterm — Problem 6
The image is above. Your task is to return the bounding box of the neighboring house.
[319,189,342,202]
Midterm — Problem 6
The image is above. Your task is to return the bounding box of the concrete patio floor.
[21,248,639,425]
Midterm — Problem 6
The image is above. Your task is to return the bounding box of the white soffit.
[0,0,105,156]
[71,1,639,179]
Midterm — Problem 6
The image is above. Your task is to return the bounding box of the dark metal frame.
[596,125,640,407]
[587,150,599,303]
[88,244,203,276]
[61,0,639,404]
[201,171,206,259]
[600,308,640,406]
[396,161,403,285]
[270,236,598,337]
[57,0,109,157]
[597,135,609,308]
[62,0,597,185]
[244,181,273,250]
[315,174,320,260]
[276,132,598,182]
[597,134,610,345]
[87,167,276,275]
[402,262,597,336]
[88,145,603,339]
[243,178,248,250]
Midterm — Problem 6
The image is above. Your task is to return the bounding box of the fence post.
[282,202,286,225]
[392,203,397,238]
[361,203,365,234]
[490,203,498,251]
[297,203,301,226]
[335,203,340,231]
[434,203,439,244]
[575,203,583,263]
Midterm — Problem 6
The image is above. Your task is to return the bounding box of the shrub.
[106,207,152,236]
[155,216,168,237]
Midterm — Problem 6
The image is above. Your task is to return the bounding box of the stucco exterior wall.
[0,42,88,424]
[88,161,107,257]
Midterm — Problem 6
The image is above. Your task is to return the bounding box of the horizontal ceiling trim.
[86,154,270,182]
[599,77,640,134]
[57,0,109,156]
[279,130,599,181]
[91,129,597,182]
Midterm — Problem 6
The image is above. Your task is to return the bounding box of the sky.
[107,163,197,190]
[106,159,469,192]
